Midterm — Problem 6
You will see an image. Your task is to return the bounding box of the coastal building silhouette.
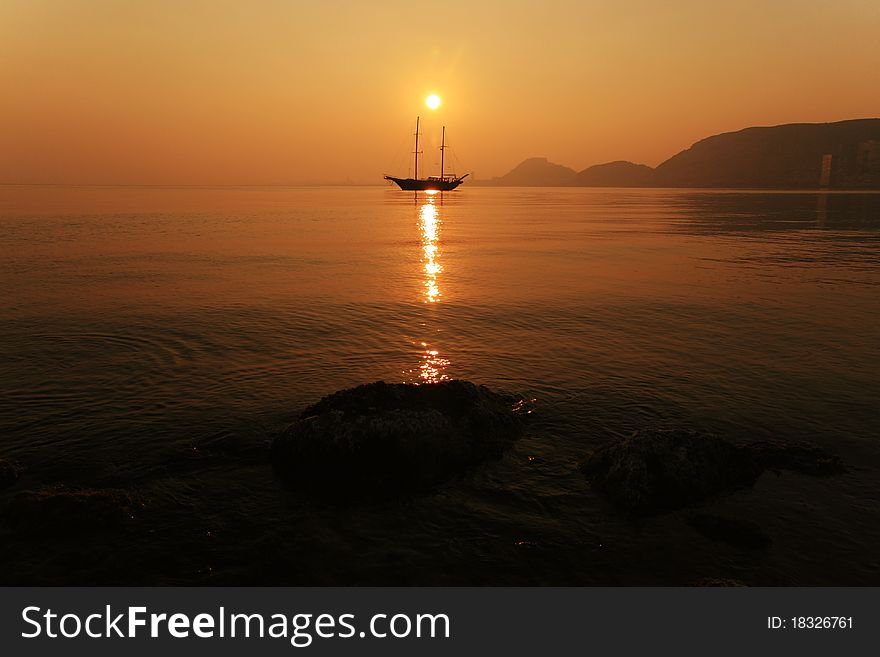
[821,139,880,188]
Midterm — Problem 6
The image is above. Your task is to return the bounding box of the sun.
[425,94,441,110]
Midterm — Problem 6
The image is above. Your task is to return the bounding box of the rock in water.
[746,440,844,476]
[579,429,843,515]
[0,460,18,490]
[271,380,525,499]
[579,429,764,514]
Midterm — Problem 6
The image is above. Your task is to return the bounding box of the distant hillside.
[573,161,655,187]
[487,119,880,189]
[654,119,880,188]
[486,157,576,186]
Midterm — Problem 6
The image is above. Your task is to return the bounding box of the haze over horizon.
[2,0,879,185]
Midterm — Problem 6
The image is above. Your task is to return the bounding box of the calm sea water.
[1,185,879,584]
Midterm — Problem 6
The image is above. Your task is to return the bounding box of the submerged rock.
[271,380,525,499]
[746,440,844,476]
[579,429,763,514]
[1,487,142,535]
[686,513,772,549]
[579,429,843,514]
[0,460,18,490]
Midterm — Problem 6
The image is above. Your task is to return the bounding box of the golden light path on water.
[415,192,449,383]
[419,342,450,383]
[420,194,442,303]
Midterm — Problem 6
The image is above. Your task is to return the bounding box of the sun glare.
[425,94,441,110]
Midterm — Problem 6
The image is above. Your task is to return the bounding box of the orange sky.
[1,0,878,185]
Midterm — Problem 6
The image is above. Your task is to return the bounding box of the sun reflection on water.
[418,341,450,383]
[408,195,450,383]
[419,198,442,303]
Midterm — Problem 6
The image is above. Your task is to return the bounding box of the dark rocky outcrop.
[580,429,763,514]
[579,429,842,514]
[1,487,142,535]
[686,513,772,549]
[271,380,525,500]
[746,440,844,476]
[572,160,655,187]
[0,459,18,490]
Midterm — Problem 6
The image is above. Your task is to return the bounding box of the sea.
[1,184,878,584]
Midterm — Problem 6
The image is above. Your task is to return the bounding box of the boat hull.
[384,176,465,191]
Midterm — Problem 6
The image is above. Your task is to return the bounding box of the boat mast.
[440,126,446,180]
[413,116,422,180]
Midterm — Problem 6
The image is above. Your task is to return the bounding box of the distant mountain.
[487,119,880,189]
[572,160,655,187]
[654,119,880,188]
[486,157,576,186]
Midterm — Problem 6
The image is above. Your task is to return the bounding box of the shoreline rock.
[746,440,844,476]
[271,380,525,500]
[579,429,843,514]
[579,429,763,514]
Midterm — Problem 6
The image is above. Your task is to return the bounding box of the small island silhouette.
[481,118,880,189]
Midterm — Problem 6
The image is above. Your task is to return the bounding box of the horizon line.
[0,182,393,188]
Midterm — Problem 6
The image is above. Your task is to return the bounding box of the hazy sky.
[2,0,878,184]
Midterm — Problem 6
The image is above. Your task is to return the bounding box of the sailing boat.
[384,116,469,191]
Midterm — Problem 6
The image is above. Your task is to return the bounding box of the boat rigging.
[384,116,468,191]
